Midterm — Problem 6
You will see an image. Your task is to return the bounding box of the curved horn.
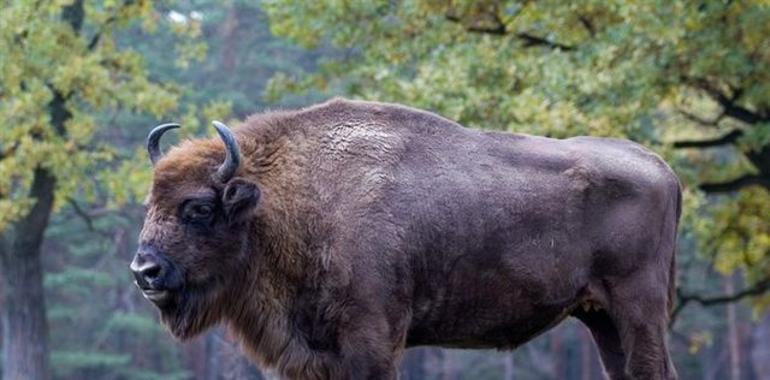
[212,121,240,182]
[147,123,180,166]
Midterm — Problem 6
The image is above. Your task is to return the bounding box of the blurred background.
[1,1,769,379]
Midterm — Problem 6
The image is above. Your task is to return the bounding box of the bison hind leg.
[581,274,677,380]
[610,290,677,380]
[572,308,630,380]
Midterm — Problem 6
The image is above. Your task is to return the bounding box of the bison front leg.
[337,314,404,380]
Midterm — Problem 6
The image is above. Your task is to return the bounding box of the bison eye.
[181,200,215,223]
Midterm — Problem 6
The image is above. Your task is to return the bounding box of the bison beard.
[132,98,681,380]
[159,285,223,340]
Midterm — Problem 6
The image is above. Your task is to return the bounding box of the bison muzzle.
[131,98,681,380]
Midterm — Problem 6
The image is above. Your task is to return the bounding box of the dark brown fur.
[136,98,681,379]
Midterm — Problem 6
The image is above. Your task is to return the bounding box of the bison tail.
[667,241,677,316]
[667,180,683,316]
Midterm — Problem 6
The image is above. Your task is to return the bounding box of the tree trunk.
[439,350,457,380]
[550,329,563,379]
[0,2,82,378]
[220,6,239,71]
[205,332,220,380]
[400,348,428,380]
[502,352,515,380]
[0,168,56,380]
[580,326,593,380]
[725,275,741,380]
[751,313,770,380]
[182,336,207,380]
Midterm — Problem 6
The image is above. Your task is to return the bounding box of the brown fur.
[136,98,681,379]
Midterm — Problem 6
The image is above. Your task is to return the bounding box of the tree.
[263,0,770,312]
[0,1,186,378]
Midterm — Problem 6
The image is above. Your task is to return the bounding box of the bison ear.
[222,178,260,225]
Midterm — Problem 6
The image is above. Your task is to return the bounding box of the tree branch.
[67,198,95,232]
[87,0,136,51]
[700,174,770,193]
[720,99,766,125]
[672,278,770,322]
[515,32,574,50]
[673,129,743,148]
[687,77,768,124]
[0,142,20,161]
[445,14,574,50]
[62,0,85,32]
[447,14,508,35]
[578,15,595,37]
[676,106,724,127]
[66,198,117,239]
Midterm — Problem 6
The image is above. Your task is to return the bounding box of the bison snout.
[130,247,184,305]
[131,257,163,286]
[130,251,166,287]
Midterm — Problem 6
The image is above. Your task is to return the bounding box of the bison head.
[130,122,260,339]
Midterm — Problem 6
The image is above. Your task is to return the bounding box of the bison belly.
[405,251,587,349]
[399,171,595,349]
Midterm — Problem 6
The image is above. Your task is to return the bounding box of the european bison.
[131,98,681,379]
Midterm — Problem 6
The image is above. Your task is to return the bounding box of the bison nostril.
[140,263,165,284]
[143,264,162,280]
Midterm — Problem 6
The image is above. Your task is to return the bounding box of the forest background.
[1,1,770,379]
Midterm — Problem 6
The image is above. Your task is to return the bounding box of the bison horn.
[212,121,240,182]
[147,123,181,166]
